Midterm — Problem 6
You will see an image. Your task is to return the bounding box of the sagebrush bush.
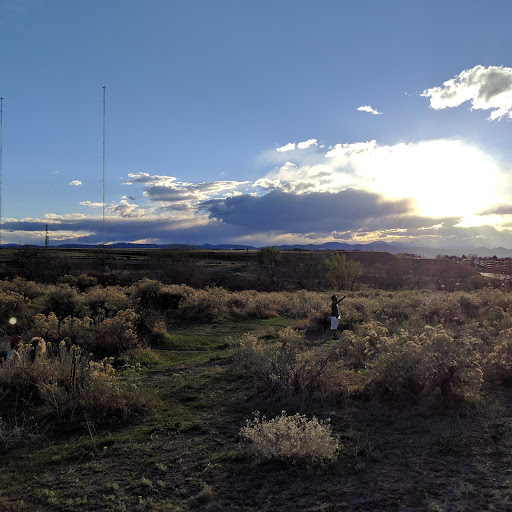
[82,286,131,318]
[58,273,98,291]
[234,327,341,410]
[26,312,60,342]
[94,309,139,355]
[43,284,88,320]
[0,341,145,425]
[0,290,32,327]
[366,325,483,404]
[240,411,338,464]
[341,320,390,367]
[178,287,231,322]
[485,328,512,382]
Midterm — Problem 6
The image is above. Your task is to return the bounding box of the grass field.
[2,308,512,511]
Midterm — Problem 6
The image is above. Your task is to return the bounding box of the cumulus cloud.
[111,200,145,218]
[276,139,318,152]
[276,142,296,152]
[69,180,82,186]
[80,201,103,207]
[297,139,318,149]
[128,173,250,206]
[357,105,382,115]
[125,172,176,185]
[422,65,512,120]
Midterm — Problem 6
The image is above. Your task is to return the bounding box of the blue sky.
[1,0,512,248]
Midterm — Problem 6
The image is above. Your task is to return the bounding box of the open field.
[2,315,512,511]
[1,250,512,510]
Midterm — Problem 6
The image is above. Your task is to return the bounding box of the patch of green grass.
[159,317,297,351]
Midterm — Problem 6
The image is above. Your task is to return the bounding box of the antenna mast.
[0,97,3,250]
[102,86,106,247]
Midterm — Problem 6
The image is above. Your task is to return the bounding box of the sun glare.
[356,140,501,219]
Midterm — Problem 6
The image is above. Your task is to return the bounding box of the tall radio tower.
[102,86,106,247]
[0,97,3,250]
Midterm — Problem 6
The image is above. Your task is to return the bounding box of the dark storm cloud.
[364,214,460,231]
[145,186,197,202]
[2,215,248,246]
[203,189,412,233]
[478,204,512,216]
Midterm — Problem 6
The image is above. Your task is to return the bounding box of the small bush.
[44,284,88,320]
[82,286,131,318]
[0,290,32,327]
[94,309,139,355]
[234,328,341,410]
[0,341,145,426]
[366,325,483,404]
[240,411,338,465]
[178,287,230,322]
[58,274,98,292]
[485,328,512,383]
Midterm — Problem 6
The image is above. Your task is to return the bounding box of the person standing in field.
[5,335,23,368]
[329,295,346,337]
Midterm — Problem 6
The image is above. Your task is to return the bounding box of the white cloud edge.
[357,105,382,115]
[421,65,512,121]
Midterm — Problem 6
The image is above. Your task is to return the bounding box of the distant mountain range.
[5,241,512,258]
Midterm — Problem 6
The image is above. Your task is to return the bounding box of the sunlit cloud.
[422,65,512,120]
[276,139,318,152]
[128,173,250,205]
[357,105,382,115]
[125,172,177,186]
[2,136,510,249]
[297,139,318,149]
[69,180,82,186]
[326,139,503,218]
[112,200,145,218]
[80,201,103,207]
[276,142,296,152]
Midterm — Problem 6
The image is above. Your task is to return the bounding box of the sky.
[1,0,512,249]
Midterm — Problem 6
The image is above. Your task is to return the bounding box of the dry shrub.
[366,325,483,404]
[60,316,95,347]
[58,273,98,291]
[43,284,89,320]
[0,277,45,300]
[240,411,338,465]
[178,287,230,322]
[130,279,192,311]
[234,327,341,410]
[26,308,139,356]
[82,286,131,318]
[27,312,60,342]
[241,291,283,318]
[302,310,330,338]
[341,320,390,367]
[485,328,512,383]
[0,290,32,327]
[0,341,145,426]
[94,309,139,355]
